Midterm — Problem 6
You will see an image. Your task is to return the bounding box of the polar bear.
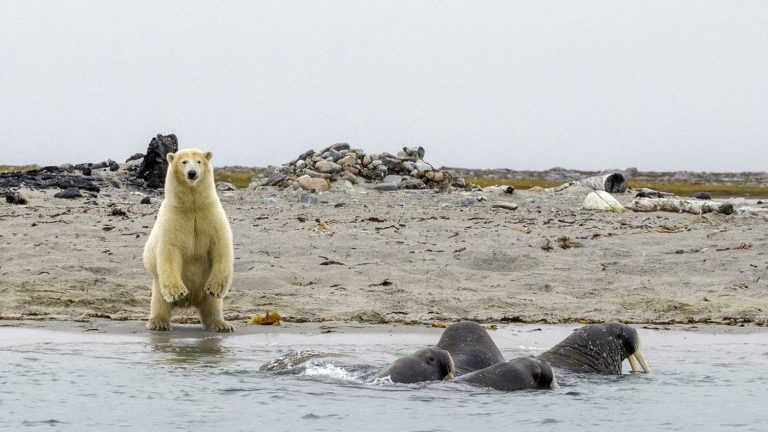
[143,148,234,332]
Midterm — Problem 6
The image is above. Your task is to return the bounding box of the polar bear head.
[166,149,213,187]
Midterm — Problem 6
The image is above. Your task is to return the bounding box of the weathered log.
[552,173,628,193]
[631,197,733,215]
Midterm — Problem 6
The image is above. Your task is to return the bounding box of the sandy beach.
[1,165,767,328]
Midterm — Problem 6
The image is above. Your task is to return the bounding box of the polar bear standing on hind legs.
[143,148,234,332]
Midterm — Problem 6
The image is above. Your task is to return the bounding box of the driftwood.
[631,197,734,215]
[552,173,628,193]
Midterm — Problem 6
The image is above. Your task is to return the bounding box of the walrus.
[455,356,557,391]
[375,347,456,384]
[435,321,505,376]
[538,322,651,374]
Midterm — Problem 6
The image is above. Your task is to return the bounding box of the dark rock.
[110,207,127,217]
[108,160,120,172]
[263,167,290,186]
[5,191,27,205]
[54,187,82,199]
[136,134,178,188]
[400,178,426,189]
[635,190,666,199]
[689,192,712,200]
[140,196,151,204]
[126,153,145,162]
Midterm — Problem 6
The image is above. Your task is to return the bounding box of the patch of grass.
[464,177,562,189]
[0,164,39,173]
[214,170,257,189]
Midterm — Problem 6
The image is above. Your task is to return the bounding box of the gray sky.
[1,1,767,171]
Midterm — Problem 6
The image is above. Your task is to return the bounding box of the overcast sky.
[1,1,766,171]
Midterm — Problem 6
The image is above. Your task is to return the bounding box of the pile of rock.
[261,144,463,192]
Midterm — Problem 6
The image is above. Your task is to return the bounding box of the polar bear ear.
[166,153,175,163]
[204,151,213,161]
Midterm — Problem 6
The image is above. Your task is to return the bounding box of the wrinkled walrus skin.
[538,322,651,374]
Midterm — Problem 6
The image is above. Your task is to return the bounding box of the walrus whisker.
[634,350,651,374]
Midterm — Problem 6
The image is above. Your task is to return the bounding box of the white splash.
[302,362,357,382]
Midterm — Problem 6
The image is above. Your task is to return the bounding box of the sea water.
[0,323,765,431]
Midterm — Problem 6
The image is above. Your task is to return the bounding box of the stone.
[140,196,151,204]
[298,193,319,204]
[492,201,519,211]
[262,168,289,186]
[456,196,479,206]
[136,133,178,188]
[383,175,403,184]
[303,168,333,179]
[5,191,27,205]
[690,192,712,200]
[54,187,82,199]
[337,155,357,167]
[295,160,307,170]
[401,178,426,189]
[370,160,383,167]
[402,161,416,172]
[424,171,444,182]
[315,160,342,173]
[343,165,359,175]
[340,171,357,183]
[216,182,236,192]
[362,154,373,166]
[296,175,330,192]
[108,160,119,172]
[373,183,398,192]
[415,160,433,173]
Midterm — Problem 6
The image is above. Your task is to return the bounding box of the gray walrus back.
[436,321,505,376]
[455,357,556,391]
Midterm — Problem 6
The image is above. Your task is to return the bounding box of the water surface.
[1,323,765,431]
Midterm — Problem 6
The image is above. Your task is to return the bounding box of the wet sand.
[1,178,767,328]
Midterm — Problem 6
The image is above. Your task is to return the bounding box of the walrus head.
[376,347,456,384]
[539,322,651,374]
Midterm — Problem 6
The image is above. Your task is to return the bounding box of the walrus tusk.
[634,350,651,373]
[628,351,651,374]
[628,355,639,373]
[549,374,559,390]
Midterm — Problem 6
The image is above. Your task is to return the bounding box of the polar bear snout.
[187,170,198,180]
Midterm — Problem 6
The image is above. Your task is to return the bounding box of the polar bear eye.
[196,160,202,164]
[182,160,188,165]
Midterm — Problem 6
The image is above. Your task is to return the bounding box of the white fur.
[143,148,234,332]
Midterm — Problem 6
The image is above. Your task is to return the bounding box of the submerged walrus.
[435,321,506,376]
[375,347,456,384]
[455,356,557,391]
[538,322,651,374]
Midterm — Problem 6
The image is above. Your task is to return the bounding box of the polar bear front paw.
[161,282,189,303]
[147,319,171,331]
[206,320,235,333]
[205,276,230,298]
